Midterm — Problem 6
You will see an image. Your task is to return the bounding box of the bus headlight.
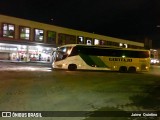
[137,67,139,70]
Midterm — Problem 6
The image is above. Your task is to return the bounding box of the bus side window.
[57,51,63,60]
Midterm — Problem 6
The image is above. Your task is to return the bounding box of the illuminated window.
[124,44,128,48]
[19,26,30,40]
[47,31,56,43]
[34,29,44,42]
[85,37,92,45]
[2,23,15,38]
[94,39,100,45]
[119,43,123,47]
[77,36,84,44]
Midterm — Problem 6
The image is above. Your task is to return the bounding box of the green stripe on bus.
[79,53,95,66]
[79,54,108,67]
[89,56,107,67]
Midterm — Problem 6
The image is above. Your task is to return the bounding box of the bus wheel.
[119,66,127,73]
[128,67,136,73]
[68,64,77,71]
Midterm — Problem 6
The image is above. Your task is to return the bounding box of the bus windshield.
[54,46,72,61]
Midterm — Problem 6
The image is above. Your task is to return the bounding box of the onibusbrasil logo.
[1,112,42,118]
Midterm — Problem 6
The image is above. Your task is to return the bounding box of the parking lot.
[0,62,159,120]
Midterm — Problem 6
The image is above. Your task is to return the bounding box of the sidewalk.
[0,60,52,66]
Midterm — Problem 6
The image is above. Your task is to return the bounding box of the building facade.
[0,14,144,62]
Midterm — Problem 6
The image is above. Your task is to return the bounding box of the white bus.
[52,44,150,72]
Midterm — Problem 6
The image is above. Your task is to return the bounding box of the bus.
[52,44,150,72]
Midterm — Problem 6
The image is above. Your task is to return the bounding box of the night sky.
[0,0,160,48]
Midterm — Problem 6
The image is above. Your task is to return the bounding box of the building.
[150,49,159,64]
[0,14,144,62]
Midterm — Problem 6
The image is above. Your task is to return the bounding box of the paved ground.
[0,62,159,120]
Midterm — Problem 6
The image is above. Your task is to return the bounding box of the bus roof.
[58,44,149,51]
